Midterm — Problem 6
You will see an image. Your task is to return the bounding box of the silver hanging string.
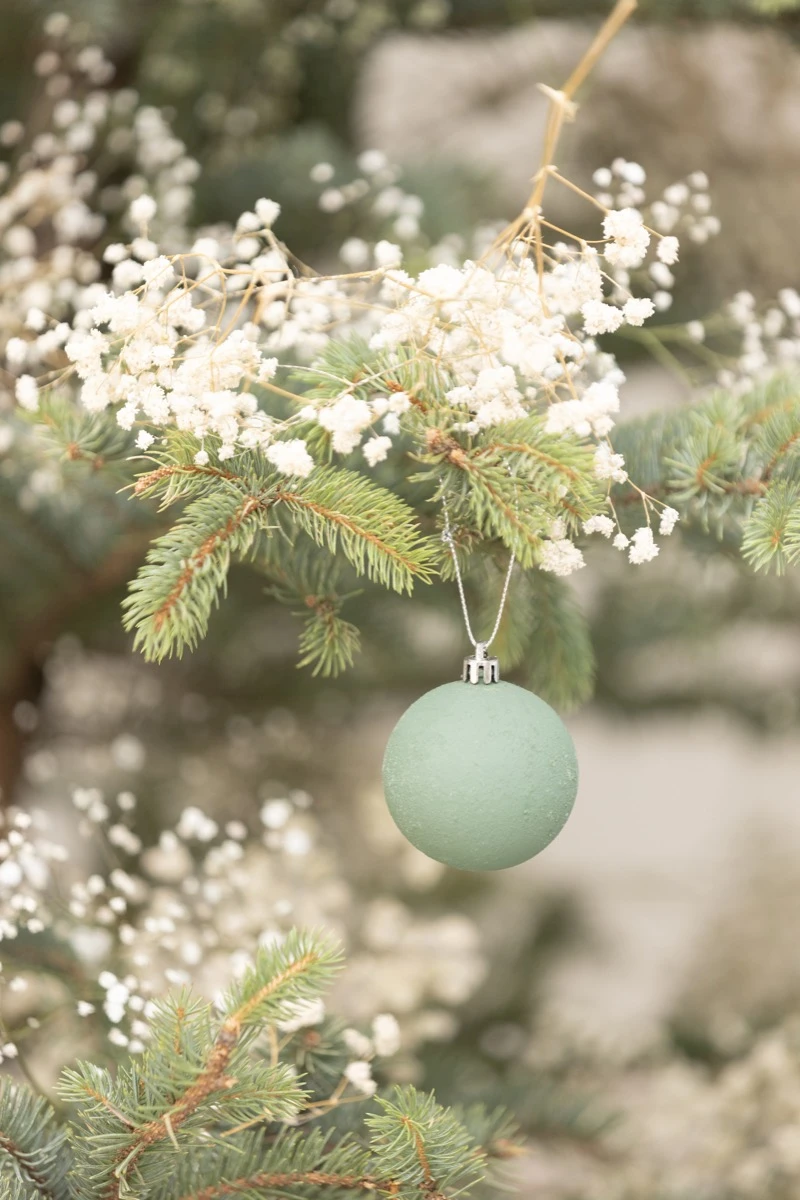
[441,493,516,651]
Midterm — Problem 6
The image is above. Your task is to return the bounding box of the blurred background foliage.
[4,3,800,1195]
[2,0,800,772]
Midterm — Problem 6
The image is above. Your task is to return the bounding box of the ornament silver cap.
[462,641,500,684]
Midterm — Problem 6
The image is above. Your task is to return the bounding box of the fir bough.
[0,931,520,1200]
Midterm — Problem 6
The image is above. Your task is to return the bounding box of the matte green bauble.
[382,680,578,871]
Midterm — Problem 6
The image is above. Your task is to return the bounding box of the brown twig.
[0,1131,58,1200]
[104,951,320,1199]
[152,495,263,632]
[179,1169,388,1200]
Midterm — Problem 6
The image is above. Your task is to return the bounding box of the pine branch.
[122,488,271,660]
[31,393,134,471]
[0,929,522,1200]
[296,598,361,677]
[366,1086,485,1198]
[525,573,595,711]
[417,418,602,567]
[129,434,263,509]
[133,461,243,507]
[741,479,800,573]
[61,931,342,1200]
[256,536,362,677]
[273,466,436,594]
[0,1078,71,1200]
[169,1130,375,1200]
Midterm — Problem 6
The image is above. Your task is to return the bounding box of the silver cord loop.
[441,493,516,652]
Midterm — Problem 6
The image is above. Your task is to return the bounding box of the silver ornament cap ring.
[462,641,500,684]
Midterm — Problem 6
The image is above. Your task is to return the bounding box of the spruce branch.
[122,488,271,660]
[31,394,133,472]
[133,462,243,507]
[366,1086,485,1199]
[614,373,800,568]
[741,480,800,573]
[417,418,603,567]
[49,929,518,1200]
[525,573,595,711]
[61,931,342,1199]
[169,1130,376,1200]
[272,466,436,594]
[125,437,434,661]
[256,536,362,677]
[295,598,362,678]
[0,1078,71,1200]
[129,434,262,509]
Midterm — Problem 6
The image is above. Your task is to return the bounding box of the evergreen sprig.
[123,438,435,661]
[256,535,363,677]
[413,415,603,568]
[273,465,436,593]
[122,486,272,660]
[0,1079,71,1200]
[366,1086,485,1196]
[0,931,520,1200]
[615,372,800,564]
[32,394,134,472]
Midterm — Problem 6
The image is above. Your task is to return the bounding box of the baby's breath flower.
[6,337,28,366]
[343,1027,374,1058]
[340,237,370,268]
[344,1060,378,1096]
[623,297,655,327]
[374,240,402,269]
[581,300,624,336]
[539,539,585,577]
[15,375,39,411]
[363,435,392,467]
[628,526,659,564]
[657,235,680,265]
[372,1012,401,1057]
[583,514,615,538]
[602,207,650,267]
[318,395,372,454]
[659,506,680,535]
[265,439,315,478]
[254,198,280,228]
[594,444,628,483]
[128,194,157,226]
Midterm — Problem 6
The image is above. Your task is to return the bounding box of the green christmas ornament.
[382,645,578,871]
[381,497,579,871]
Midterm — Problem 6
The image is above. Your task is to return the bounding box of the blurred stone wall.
[357,20,800,299]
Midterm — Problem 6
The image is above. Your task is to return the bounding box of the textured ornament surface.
[382,681,578,871]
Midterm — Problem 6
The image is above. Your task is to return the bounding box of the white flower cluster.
[0,26,198,396]
[2,52,708,574]
[593,159,720,318]
[65,271,282,461]
[540,501,680,577]
[708,287,800,395]
[546,380,621,439]
[311,148,426,249]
